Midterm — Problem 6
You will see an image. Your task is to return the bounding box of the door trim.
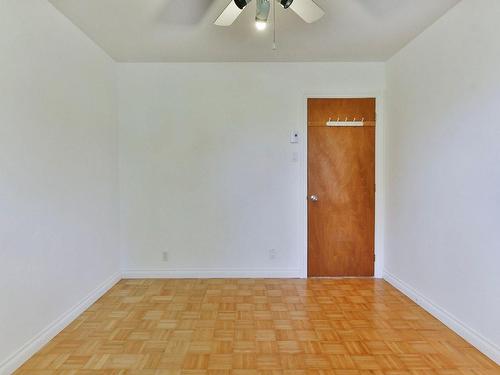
[298,91,385,278]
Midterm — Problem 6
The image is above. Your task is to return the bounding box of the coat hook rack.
[326,116,365,127]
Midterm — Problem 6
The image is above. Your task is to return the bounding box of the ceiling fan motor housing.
[280,0,294,8]
[234,0,252,9]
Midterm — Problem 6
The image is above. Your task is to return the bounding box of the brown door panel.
[307,99,375,277]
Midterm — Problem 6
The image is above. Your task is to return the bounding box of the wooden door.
[307,98,375,277]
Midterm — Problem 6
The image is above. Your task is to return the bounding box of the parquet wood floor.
[15,279,499,374]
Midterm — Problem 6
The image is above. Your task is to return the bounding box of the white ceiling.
[48,0,460,62]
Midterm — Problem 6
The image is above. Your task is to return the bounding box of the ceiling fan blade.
[214,1,243,26]
[289,0,325,23]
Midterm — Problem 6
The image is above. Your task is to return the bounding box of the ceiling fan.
[214,0,325,29]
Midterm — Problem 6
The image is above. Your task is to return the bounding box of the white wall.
[118,63,385,277]
[385,0,500,363]
[0,1,119,372]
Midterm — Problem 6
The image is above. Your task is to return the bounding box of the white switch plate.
[290,131,299,144]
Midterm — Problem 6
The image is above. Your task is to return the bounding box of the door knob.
[309,195,319,202]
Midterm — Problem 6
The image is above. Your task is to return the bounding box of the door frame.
[298,91,385,278]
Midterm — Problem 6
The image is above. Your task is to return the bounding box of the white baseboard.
[384,270,500,365]
[122,268,303,279]
[0,272,121,375]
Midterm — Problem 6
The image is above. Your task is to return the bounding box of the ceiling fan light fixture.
[255,0,270,30]
[280,0,294,9]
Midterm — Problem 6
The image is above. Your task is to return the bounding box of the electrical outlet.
[162,251,168,262]
[269,249,277,260]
